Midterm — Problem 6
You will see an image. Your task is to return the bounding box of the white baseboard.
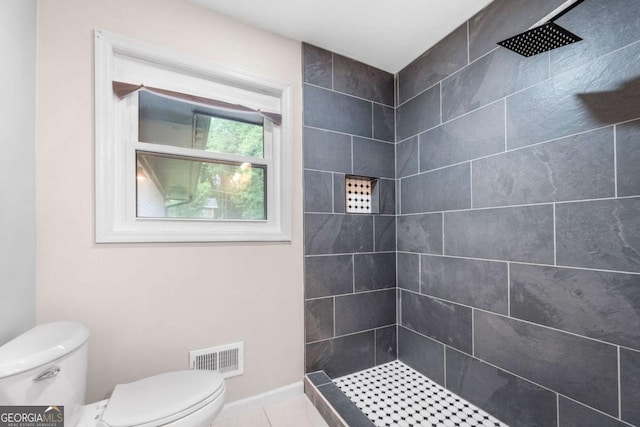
[215,381,304,422]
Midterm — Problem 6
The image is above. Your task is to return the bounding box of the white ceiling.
[188,0,494,73]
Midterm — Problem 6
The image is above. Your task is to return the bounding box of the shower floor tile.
[334,361,507,427]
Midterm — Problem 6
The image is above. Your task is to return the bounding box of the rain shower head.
[497,0,585,57]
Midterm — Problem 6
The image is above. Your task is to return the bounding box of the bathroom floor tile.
[213,395,328,427]
[212,408,271,427]
[264,394,329,427]
[334,360,507,427]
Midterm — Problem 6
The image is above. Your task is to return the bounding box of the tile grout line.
[614,124,618,198]
[373,329,377,366]
[439,82,443,125]
[466,20,470,65]
[352,254,355,294]
[618,346,622,419]
[443,346,447,388]
[372,216,376,252]
[469,161,473,209]
[471,308,475,356]
[333,296,336,338]
[330,52,334,90]
[507,263,511,317]
[331,173,335,213]
[441,213,445,256]
[350,136,354,174]
[418,253,422,294]
[371,103,374,141]
[553,203,557,266]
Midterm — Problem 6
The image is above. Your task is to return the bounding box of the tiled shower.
[303,0,640,425]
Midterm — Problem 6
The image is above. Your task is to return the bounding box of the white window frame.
[94,30,292,243]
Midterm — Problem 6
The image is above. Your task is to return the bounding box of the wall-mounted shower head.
[497,0,585,57]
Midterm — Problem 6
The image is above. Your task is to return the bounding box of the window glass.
[136,152,266,220]
[138,91,264,158]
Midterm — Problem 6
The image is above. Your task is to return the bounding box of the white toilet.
[0,321,226,426]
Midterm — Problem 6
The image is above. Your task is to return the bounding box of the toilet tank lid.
[0,321,90,378]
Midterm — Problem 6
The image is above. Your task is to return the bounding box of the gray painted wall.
[304,0,640,425]
[0,0,37,345]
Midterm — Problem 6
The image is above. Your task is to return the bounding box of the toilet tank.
[0,322,90,426]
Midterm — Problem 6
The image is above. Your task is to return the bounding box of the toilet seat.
[100,370,225,427]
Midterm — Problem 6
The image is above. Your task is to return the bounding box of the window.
[94,30,292,242]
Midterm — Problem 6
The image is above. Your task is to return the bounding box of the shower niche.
[345,175,380,214]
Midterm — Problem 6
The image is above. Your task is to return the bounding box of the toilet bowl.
[0,322,226,427]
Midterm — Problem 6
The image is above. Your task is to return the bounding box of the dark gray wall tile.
[304,127,352,173]
[420,101,505,172]
[444,205,554,264]
[617,119,640,197]
[333,53,394,106]
[473,127,615,208]
[317,383,375,427]
[446,347,557,427]
[373,104,395,143]
[474,311,619,415]
[352,137,395,179]
[305,379,346,427]
[305,213,374,255]
[397,213,443,254]
[305,170,333,213]
[421,255,508,314]
[401,163,471,213]
[398,23,468,104]
[306,298,334,343]
[401,290,472,353]
[303,43,332,89]
[397,252,420,292]
[397,84,440,141]
[396,136,418,178]
[375,325,397,365]
[374,215,395,252]
[442,48,548,122]
[511,263,640,349]
[333,173,346,213]
[307,371,332,387]
[378,179,396,215]
[621,347,640,425]
[559,396,628,427]
[398,326,445,385]
[335,290,396,335]
[551,0,640,76]
[304,84,372,138]
[469,0,569,61]
[354,253,396,291]
[305,255,353,298]
[556,198,640,273]
[305,331,375,377]
[507,42,640,150]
